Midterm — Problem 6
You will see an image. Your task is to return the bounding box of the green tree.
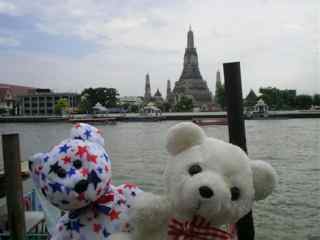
[280,90,296,110]
[80,87,119,113]
[259,87,297,110]
[54,98,69,115]
[313,94,320,106]
[296,95,313,109]
[214,78,225,109]
[175,96,193,112]
[259,87,282,110]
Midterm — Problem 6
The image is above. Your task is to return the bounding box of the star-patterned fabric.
[52,183,142,240]
[31,138,111,210]
[70,123,105,147]
[29,123,143,240]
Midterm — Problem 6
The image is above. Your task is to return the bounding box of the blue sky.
[0,0,319,96]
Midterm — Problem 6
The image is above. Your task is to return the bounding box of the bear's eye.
[56,168,66,178]
[73,160,82,169]
[188,164,202,176]
[230,187,240,201]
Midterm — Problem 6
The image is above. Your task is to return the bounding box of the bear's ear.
[166,122,206,156]
[250,160,277,201]
[29,152,45,172]
[29,153,46,187]
[70,123,105,146]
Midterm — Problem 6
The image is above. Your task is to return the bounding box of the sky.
[0,0,319,97]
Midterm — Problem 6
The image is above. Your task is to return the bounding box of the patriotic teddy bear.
[116,122,277,240]
[29,123,142,240]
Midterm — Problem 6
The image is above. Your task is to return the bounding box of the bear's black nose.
[74,179,89,193]
[199,186,214,199]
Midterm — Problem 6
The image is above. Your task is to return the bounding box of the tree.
[296,95,313,109]
[214,78,225,110]
[313,94,320,106]
[79,87,119,113]
[54,98,69,115]
[259,87,282,110]
[175,96,193,112]
[259,87,297,110]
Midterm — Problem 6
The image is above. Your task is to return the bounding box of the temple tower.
[173,26,212,109]
[166,79,171,100]
[144,73,151,102]
[216,69,221,83]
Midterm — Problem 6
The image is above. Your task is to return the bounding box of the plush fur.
[29,123,142,240]
[115,122,277,240]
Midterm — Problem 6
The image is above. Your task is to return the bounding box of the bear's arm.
[130,192,172,240]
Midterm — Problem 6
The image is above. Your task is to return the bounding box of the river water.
[0,119,319,239]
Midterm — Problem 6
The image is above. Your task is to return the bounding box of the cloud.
[0,1,20,16]
[0,0,319,97]
[0,36,19,47]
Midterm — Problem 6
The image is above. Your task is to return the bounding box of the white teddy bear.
[114,122,277,240]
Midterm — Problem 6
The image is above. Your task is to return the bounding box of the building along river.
[0,119,319,239]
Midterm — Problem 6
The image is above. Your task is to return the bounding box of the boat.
[192,118,228,126]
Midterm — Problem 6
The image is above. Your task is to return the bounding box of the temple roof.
[154,89,162,97]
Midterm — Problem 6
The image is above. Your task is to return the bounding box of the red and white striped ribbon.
[168,215,235,240]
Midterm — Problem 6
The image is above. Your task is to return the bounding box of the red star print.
[80,168,89,176]
[96,193,114,204]
[87,153,97,164]
[105,165,109,172]
[93,223,102,233]
[124,182,137,189]
[76,145,87,158]
[61,155,71,165]
[77,192,85,201]
[75,123,81,128]
[117,188,124,195]
[108,209,120,221]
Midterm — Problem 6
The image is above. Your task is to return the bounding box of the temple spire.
[144,73,151,101]
[180,26,201,80]
[187,26,194,49]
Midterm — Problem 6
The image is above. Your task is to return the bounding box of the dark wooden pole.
[223,62,254,240]
[2,134,26,240]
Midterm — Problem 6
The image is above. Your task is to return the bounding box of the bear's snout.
[199,186,214,199]
[74,179,89,193]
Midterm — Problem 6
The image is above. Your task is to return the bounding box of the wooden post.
[2,134,26,240]
[223,62,254,240]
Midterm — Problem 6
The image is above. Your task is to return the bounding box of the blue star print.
[59,144,70,154]
[103,153,109,162]
[71,219,84,233]
[84,129,91,139]
[41,173,46,181]
[103,228,110,238]
[67,168,76,177]
[43,155,49,162]
[49,182,62,192]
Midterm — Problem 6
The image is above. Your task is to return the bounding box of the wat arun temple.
[144,27,213,110]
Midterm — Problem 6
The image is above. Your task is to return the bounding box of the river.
[0,119,319,239]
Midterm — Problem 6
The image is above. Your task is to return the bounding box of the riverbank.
[0,110,320,123]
